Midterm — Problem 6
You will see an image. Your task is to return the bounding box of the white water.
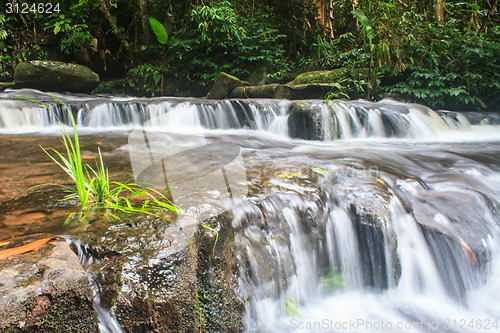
[2,89,496,142]
[236,177,500,332]
[65,238,122,333]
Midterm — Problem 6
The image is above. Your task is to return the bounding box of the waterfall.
[1,89,492,141]
[234,166,499,332]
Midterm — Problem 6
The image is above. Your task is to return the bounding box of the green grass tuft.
[17,95,181,221]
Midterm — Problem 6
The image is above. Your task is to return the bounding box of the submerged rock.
[0,235,98,332]
[14,61,100,93]
[206,72,249,99]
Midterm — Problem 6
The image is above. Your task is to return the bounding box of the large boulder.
[0,235,98,332]
[291,68,371,99]
[206,72,249,99]
[14,61,100,93]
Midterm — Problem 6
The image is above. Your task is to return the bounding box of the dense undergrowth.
[1,0,499,111]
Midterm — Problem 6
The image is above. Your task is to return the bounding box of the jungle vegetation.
[0,0,499,111]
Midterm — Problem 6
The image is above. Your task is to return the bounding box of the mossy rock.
[230,83,341,100]
[0,82,15,91]
[291,68,368,85]
[14,61,100,93]
[206,72,250,99]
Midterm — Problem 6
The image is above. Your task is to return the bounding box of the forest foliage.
[0,0,499,111]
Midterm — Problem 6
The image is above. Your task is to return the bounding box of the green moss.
[291,68,369,85]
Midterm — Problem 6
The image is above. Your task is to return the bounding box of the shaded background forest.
[0,0,499,111]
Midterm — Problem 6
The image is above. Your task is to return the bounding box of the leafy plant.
[190,1,245,51]
[321,271,345,292]
[127,64,163,97]
[352,9,373,52]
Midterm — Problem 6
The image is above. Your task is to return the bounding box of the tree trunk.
[316,0,335,40]
[432,0,444,22]
[139,0,150,38]
[97,0,131,55]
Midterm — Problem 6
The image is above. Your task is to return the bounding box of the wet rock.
[206,72,250,99]
[72,212,243,332]
[0,235,98,332]
[287,102,324,140]
[196,214,245,332]
[14,61,99,93]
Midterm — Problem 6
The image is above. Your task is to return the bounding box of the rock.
[0,82,15,91]
[230,84,286,99]
[291,68,370,99]
[0,235,98,332]
[230,83,341,100]
[70,212,243,332]
[14,61,100,93]
[287,102,325,140]
[291,68,366,85]
[206,72,250,99]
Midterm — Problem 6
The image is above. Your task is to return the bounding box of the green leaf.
[352,9,373,50]
[149,17,168,45]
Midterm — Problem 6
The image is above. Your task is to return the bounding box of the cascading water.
[234,152,499,332]
[2,88,495,140]
[1,88,499,332]
[65,238,123,333]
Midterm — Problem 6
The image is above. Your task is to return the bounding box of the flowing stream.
[0,88,499,332]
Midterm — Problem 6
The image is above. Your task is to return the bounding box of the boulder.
[290,68,371,99]
[230,83,342,100]
[230,84,287,99]
[206,72,249,99]
[287,102,325,140]
[0,82,15,91]
[14,61,100,93]
[0,235,98,332]
[69,212,244,332]
[291,68,367,85]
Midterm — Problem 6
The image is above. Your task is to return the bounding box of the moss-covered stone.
[206,72,250,99]
[0,235,98,332]
[230,83,342,100]
[230,84,284,99]
[14,61,99,93]
[0,81,15,91]
[291,68,367,85]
